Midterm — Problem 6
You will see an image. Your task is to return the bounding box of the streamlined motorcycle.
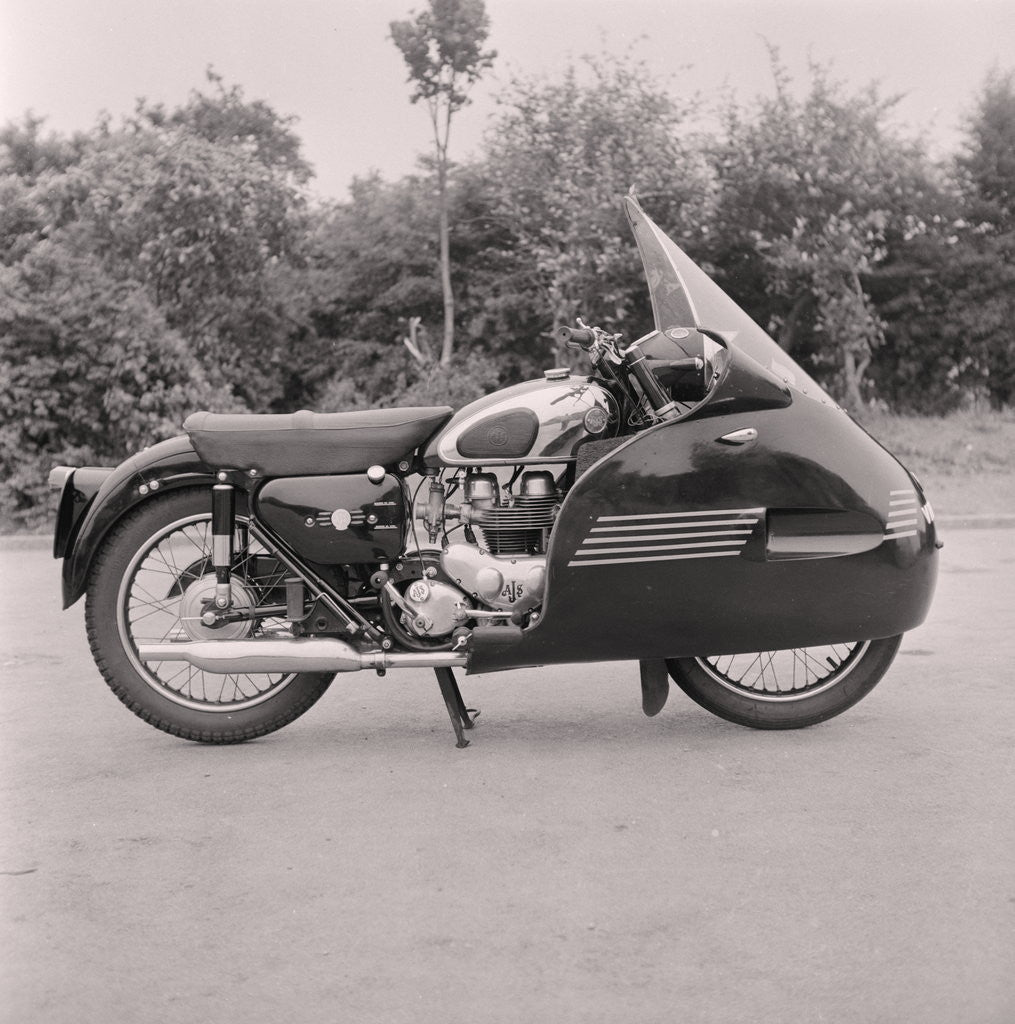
[50,196,939,747]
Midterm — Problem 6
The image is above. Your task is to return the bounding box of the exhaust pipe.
[136,638,467,674]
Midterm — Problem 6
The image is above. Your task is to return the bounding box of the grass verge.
[858,408,1015,517]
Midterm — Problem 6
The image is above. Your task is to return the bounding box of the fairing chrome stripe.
[572,540,749,556]
[597,507,765,522]
[570,507,759,567]
[884,488,920,541]
[590,521,757,533]
[582,528,753,544]
[569,550,741,568]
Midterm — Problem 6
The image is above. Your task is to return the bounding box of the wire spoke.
[704,642,866,699]
[121,511,296,712]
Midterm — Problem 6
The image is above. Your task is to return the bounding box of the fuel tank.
[423,373,617,468]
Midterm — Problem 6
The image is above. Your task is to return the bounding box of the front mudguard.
[59,436,217,609]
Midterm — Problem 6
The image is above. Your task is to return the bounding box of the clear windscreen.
[623,195,831,402]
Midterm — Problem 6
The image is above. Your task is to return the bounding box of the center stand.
[434,667,478,748]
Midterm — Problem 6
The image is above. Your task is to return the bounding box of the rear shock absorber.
[212,481,235,609]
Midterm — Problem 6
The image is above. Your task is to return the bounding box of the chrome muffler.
[136,638,467,674]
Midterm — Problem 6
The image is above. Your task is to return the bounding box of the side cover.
[255,475,406,563]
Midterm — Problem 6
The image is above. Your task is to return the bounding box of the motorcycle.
[49,195,939,747]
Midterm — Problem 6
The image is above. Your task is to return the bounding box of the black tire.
[85,488,335,743]
[666,635,902,730]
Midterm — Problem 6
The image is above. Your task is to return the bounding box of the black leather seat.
[184,407,453,476]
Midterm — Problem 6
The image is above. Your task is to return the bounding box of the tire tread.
[666,635,902,730]
[84,489,334,744]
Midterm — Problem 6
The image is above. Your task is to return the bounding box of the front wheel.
[85,488,335,743]
[666,636,902,730]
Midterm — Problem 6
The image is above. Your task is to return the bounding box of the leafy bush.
[0,244,224,529]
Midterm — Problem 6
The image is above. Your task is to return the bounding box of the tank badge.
[583,407,609,434]
[486,426,509,447]
[330,509,353,530]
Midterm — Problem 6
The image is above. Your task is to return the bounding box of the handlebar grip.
[556,325,596,349]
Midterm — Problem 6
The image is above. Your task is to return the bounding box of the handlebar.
[555,324,596,350]
[555,317,714,424]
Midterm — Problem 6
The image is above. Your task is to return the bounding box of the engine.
[391,469,561,644]
[390,370,616,644]
[443,469,559,617]
[460,470,558,555]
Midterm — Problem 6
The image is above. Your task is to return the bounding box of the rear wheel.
[85,488,335,743]
[666,636,901,729]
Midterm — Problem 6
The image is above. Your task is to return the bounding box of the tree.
[306,170,509,410]
[132,69,313,186]
[871,69,1015,412]
[0,113,88,182]
[706,57,936,410]
[958,69,1015,407]
[958,69,1015,231]
[480,55,714,360]
[390,0,495,366]
[0,243,221,527]
[29,118,313,406]
[0,80,319,525]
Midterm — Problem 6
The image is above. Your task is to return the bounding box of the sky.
[2,0,1014,200]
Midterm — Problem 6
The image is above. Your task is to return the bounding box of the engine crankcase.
[441,542,546,612]
[399,579,470,638]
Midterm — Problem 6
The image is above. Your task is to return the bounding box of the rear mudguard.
[59,436,216,609]
[467,397,939,673]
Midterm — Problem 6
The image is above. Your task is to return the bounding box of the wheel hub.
[179,576,256,641]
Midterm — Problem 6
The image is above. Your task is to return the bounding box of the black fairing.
[467,391,938,673]
[688,344,792,419]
